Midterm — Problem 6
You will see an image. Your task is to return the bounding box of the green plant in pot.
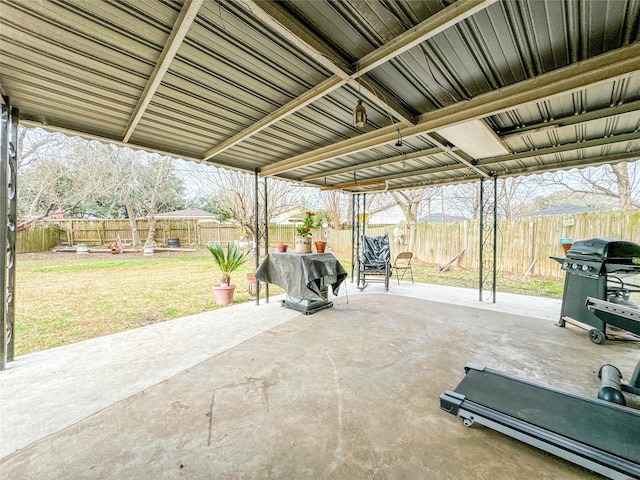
[206,242,251,305]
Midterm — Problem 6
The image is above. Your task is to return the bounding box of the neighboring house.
[419,213,468,223]
[525,204,599,217]
[154,206,220,222]
[369,205,468,224]
[367,204,405,224]
[270,206,312,225]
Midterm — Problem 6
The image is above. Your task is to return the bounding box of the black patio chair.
[356,233,392,291]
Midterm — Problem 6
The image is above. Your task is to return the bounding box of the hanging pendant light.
[353,75,367,128]
[353,99,367,128]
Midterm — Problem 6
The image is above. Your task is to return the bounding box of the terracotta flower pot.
[246,273,258,298]
[315,240,327,253]
[213,284,236,306]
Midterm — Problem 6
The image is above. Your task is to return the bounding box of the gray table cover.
[255,252,348,300]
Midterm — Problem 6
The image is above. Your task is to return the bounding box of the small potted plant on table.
[206,242,251,306]
[294,211,316,253]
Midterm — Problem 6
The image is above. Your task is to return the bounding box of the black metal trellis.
[351,193,367,283]
[478,176,498,303]
[1,96,18,370]
[254,169,269,305]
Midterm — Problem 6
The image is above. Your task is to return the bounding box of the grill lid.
[567,237,640,262]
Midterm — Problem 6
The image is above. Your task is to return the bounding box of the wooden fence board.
[17,210,640,279]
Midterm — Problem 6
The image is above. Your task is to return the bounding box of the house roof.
[525,204,599,217]
[2,0,639,192]
[155,206,217,219]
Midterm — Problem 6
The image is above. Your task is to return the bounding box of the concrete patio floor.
[1,281,638,479]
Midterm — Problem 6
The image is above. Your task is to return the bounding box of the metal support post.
[479,176,497,303]
[262,175,269,303]
[1,96,18,369]
[254,168,269,305]
[254,169,260,305]
[351,195,356,281]
[352,194,366,287]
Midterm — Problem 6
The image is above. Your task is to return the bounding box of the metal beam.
[318,159,467,189]
[321,179,387,191]
[263,43,640,177]
[262,124,399,175]
[355,0,498,75]
[300,147,442,182]
[122,0,205,142]
[204,76,344,159]
[206,0,497,161]
[238,0,352,79]
[382,150,640,192]
[498,99,640,139]
[482,150,640,178]
[317,131,640,189]
[412,43,640,130]
[478,131,640,167]
[298,99,640,182]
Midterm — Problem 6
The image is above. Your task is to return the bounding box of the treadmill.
[440,363,640,480]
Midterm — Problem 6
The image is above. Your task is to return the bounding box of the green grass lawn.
[14,249,563,356]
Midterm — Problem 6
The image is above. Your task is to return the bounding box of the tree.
[388,189,425,252]
[141,155,183,247]
[17,128,185,248]
[319,190,350,229]
[536,161,639,210]
[439,183,479,220]
[189,166,306,239]
[18,132,121,221]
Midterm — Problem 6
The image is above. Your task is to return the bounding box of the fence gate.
[1,96,18,370]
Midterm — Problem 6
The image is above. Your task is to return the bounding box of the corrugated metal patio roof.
[1,0,639,192]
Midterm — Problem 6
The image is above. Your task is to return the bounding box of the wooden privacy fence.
[326,209,640,279]
[17,220,305,252]
[17,210,640,279]
[31,219,243,247]
[16,225,61,254]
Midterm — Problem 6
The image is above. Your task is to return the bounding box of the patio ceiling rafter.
[302,98,640,183]
[498,99,640,139]
[379,150,640,193]
[326,130,640,190]
[122,0,205,143]
[2,0,639,195]
[203,0,496,161]
[261,42,640,177]
[300,147,443,182]
[353,0,498,76]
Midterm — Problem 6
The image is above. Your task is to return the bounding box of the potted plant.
[294,211,316,253]
[206,242,251,305]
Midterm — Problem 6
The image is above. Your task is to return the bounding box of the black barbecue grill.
[551,237,640,344]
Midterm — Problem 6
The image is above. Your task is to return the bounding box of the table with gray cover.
[255,252,347,301]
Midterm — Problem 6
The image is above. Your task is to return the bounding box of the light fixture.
[395,127,403,147]
[353,76,367,128]
[436,120,509,159]
[353,99,367,128]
